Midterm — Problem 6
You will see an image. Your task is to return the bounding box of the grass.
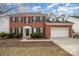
[0,39,71,56]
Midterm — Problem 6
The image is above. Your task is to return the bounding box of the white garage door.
[51,28,69,37]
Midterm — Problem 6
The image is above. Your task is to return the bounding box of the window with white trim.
[32,27,43,33]
[12,27,15,33]
[12,17,15,22]
[40,17,43,22]
[32,16,36,22]
[26,17,29,24]
[40,27,43,33]
[18,17,22,23]
[18,27,21,33]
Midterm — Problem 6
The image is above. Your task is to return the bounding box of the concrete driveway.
[51,38,79,56]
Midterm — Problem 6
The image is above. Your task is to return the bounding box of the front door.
[26,29,30,37]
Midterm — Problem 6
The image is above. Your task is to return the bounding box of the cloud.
[32,6,41,12]
[64,3,70,7]
[47,3,58,9]
[55,4,79,15]
[17,5,29,13]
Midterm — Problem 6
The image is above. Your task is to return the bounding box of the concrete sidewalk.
[20,39,51,41]
[51,38,79,56]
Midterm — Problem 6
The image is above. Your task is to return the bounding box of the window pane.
[18,17,22,22]
[12,17,15,22]
[33,28,36,33]
[40,27,43,33]
[18,27,21,33]
[36,27,40,33]
[33,16,36,22]
[12,27,15,33]
[26,17,29,24]
[40,17,43,22]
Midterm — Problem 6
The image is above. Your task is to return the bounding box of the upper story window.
[26,17,30,24]
[18,17,22,23]
[24,17,30,24]
[40,16,43,22]
[13,17,15,22]
[32,16,44,22]
[32,16,36,22]
[10,17,16,23]
[36,16,40,22]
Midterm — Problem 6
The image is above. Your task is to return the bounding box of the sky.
[4,3,79,16]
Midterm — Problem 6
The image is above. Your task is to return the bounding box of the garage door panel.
[51,28,69,37]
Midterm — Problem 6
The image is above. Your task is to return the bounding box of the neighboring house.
[0,16,9,33]
[0,13,73,38]
[67,16,79,33]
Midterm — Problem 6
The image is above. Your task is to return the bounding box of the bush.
[0,32,22,39]
[0,32,8,39]
[13,33,22,38]
[30,33,43,38]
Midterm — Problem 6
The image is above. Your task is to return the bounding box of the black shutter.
[17,27,18,34]
[32,27,33,33]
[10,28,12,33]
[43,17,45,22]
[39,27,40,33]
[32,16,33,22]
[21,17,23,23]
[24,17,26,23]
[15,17,16,23]
[21,27,23,35]
[15,27,16,34]
[10,17,13,22]
[28,17,30,23]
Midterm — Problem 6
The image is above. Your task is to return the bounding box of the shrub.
[13,33,22,38]
[0,32,22,39]
[30,33,43,38]
[0,32,8,39]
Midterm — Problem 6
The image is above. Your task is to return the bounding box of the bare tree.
[0,3,21,15]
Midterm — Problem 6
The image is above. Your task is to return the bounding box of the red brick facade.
[45,24,72,38]
[9,13,73,38]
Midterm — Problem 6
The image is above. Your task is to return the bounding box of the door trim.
[23,26,31,38]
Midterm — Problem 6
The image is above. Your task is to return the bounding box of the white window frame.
[18,27,21,33]
[40,17,43,22]
[12,27,15,33]
[18,17,21,22]
[33,16,36,22]
[33,28,36,33]
[40,27,43,33]
[26,17,29,24]
[12,17,15,22]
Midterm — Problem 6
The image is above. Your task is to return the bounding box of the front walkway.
[20,39,50,41]
[51,38,79,56]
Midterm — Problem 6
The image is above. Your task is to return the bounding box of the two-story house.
[0,13,73,39]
